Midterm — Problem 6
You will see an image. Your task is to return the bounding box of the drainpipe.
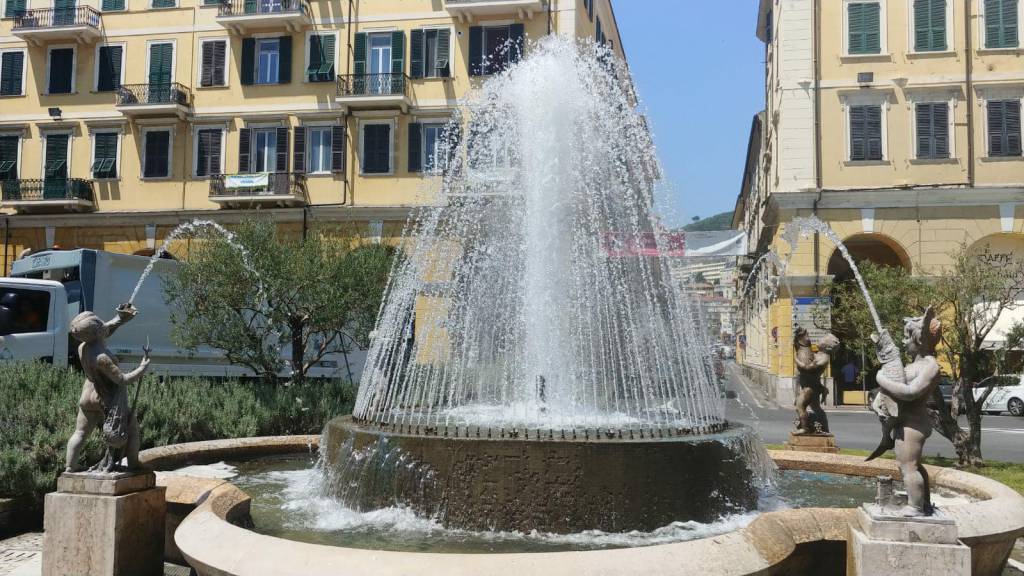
[346,0,355,206]
[812,0,823,296]
[965,0,976,188]
[3,216,8,274]
[547,0,552,35]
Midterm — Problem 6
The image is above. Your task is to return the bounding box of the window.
[469,24,525,76]
[199,39,227,87]
[238,126,287,173]
[408,122,446,173]
[96,45,123,92]
[0,50,24,97]
[361,122,391,175]
[47,48,75,95]
[4,0,26,18]
[352,32,404,94]
[0,288,50,336]
[194,128,223,177]
[583,0,592,21]
[151,0,175,8]
[143,130,171,178]
[102,0,124,11]
[0,136,18,181]
[847,2,882,55]
[306,34,335,82]
[985,0,1020,49]
[42,134,69,198]
[849,104,884,161]
[252,129,277,172]
[91,132,118,179]
[307,127,332,173]
[242,36,291,85]
[915,102,950,159]
[257,39,280,84]
[988,99,1022,157]
[913,0,947,52]
[411,29,451,79]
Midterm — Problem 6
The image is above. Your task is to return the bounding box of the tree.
[930,245,1024,467]
[164,220,396,383]
[829,261,936,378]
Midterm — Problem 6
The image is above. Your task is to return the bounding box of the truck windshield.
[0,288,50,335]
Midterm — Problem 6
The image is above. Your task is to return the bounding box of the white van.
[973,374,1024,417]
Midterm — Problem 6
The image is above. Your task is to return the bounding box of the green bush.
[0,362,355,509]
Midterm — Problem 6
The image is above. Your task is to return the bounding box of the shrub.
[0,362,355,509]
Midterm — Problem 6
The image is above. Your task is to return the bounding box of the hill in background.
[683,211,734,232]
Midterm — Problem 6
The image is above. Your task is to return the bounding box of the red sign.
[602,232,686,257]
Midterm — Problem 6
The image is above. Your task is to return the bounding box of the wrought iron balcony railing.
[336,73,409,99]
[1,179,94,203]
[115,83,190,107]
[209,172,306,199]
[217,0,306,16]
[13,6,101,30]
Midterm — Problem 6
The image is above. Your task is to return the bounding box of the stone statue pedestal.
[784,431,839,453]
[42,471,165,576]
[847,504,970,576]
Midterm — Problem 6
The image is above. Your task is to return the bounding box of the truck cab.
[0,277,70,365]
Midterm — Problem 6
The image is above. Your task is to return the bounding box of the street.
[724,363,1024,464]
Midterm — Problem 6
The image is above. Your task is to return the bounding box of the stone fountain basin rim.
[146,437,1024,576]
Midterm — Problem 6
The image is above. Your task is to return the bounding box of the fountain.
[321,37,772,534]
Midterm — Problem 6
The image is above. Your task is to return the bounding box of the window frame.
[141,127,173,180]
[843,0,888,57]
[420,122,446,174]
[417,26,453,79]
[911,101,953,160]
[304,31,337,83]
[907,0,954,54]
[197,37,230,88]
[93,42,126,93]
[984,96,1024,158]
[842,93,890,162]
[89,129,121,181]
[359,119,394,176]
[192,125,225,178]
[45,45,76,96]
[980,0,1023,50]
[255,37,281,85]
[305,124,333,175]
[0,48,26,97]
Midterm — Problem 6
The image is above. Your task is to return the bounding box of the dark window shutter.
[44,134,68,179]
[915,0,946,52]
[238,127,251,173]
[93,133,118,178]
[275,126,288,172]
[586,0,593,21]
[916,103,934,157]
[5,0,26,18]
[331,124,345,173]
[152,0,175,8]
[363,124,390,174]
[353,32,367,77]
[989,100,1006,156]
[144,131,170,178]
[436,29,451,77]
[241,38,256,85]
[212,41,226,86]
[97,46,121,92]
[200,41,215,87]
[410,29,424,79]
[278,35,292,84]
[197,129,221,177]
[408,122,422,173]
[49,48,74,94]
[391,31,405,75]
[930,0,947,51]
[209,130,222,175]
[1002,100,1023,156]
[307,35,322,81]
[293,126,306,173]
[102,0,124,10]
[0,51,24,96]
[932,103,950,158]
[850,106,866,160]
[0,136,17,180]
[509,23,525,64]
[1006,0,1021,48]
[469,26,483,76]
[321,34,335,78]
[866,105,883,160]
[149,43,172,86]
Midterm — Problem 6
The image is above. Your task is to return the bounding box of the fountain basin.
[321,416,764,533]
[142,437,1024,576]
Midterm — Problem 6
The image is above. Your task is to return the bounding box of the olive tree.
[164,220,395,383]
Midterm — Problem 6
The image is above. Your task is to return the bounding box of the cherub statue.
[793,327,839,434]
[65,304,151,474]
[867,306,942,516]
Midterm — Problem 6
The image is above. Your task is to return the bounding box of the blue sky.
[613,0,764,225]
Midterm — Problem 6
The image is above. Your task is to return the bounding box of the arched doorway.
[826,234,911,405]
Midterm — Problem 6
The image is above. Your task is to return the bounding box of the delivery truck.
[0,249,363,379]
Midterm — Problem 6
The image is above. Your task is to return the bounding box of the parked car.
[937,376,962,408]
[972,374,1024,417]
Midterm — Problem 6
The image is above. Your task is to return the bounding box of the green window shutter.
[241,38,255,85]
[408,122,422,172]
[152,0,175,8]
[0,136,18,180]
[5,0,25,18]
[436,29,451,77]
[307,35,321,80]
[353,32,367,77]
[92,133,117,178]
[44,135,68,179]
[391,31,405,76]
[986,0,1020,48]
[148,43,172,86]
[848,3,881,55]
[97,46,122,92]
[0,51,24,96]
[410,29,424,79]
[914,0,946,52]
[307,35,334,82]
[278,35,291,84]
[144,131,170,178]
[48,48,74,94]
[102,0,124,11]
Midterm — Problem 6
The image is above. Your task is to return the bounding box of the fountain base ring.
[321,416,765,534]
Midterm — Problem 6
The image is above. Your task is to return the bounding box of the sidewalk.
[0,531,191,576]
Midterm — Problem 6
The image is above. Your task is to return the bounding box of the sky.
[612,0,765,225]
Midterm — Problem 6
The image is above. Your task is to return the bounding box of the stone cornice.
[768,187,1024,212]
[0,206,417,229]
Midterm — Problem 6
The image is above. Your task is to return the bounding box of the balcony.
[1,179,95,213]
[216,0,309,33]
[444,0,544,21]
[11,7,102,45]
[209,172,307,208]
[115,83,191,119]
[335,73,411,113]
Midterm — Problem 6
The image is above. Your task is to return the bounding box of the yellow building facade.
[0,0,623,267]
[735,0,1024,405]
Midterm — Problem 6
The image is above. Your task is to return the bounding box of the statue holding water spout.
[867,307,942,517]
[792,327,839,435]
[65,303,151,474]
